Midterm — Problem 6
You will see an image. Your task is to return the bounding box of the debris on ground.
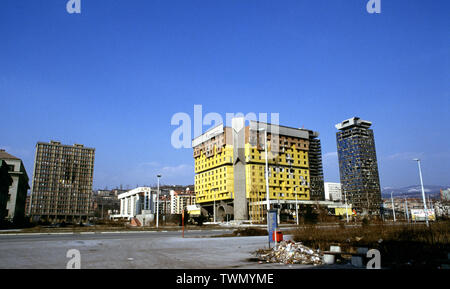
[254,240,323,265]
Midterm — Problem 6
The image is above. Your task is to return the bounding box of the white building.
[324,182,342,201]
[114,187,155,219]
[112,186,197,220]
[169,189,196,214]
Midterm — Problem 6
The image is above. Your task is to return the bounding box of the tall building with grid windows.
[29,141,95,223]
[307,131,325,201]
[192,118,324,221]
[335,117,382,215]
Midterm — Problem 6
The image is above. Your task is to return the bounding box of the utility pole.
[293,177,307,225]
[156,174,161,229]
[413,159,429,227]
[258,127,271,248]
[263,128,270,213]
[405,197,409,223]
[277,191,280,225]
[295,186,299,225]
[294,185,300,225]
[182,210,184,238]
[428,196,433,214]
[258,127,270,215]
[391,191,396,222]
[213,189,216,223]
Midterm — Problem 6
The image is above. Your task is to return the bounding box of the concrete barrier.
[323,245,342,264]
[323,254,335,264]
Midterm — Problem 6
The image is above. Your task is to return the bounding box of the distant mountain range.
[381,185,449,200]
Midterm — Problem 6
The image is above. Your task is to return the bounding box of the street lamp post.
[277,193,280,225]
[293,177,307,226]
[405,197,410,223]
[156,174,161,229]
[295,189,298,225]
[257,128,270,214]
[263,129,270,213]
[293,186,300,225]
[257,127,271,247]
[391,191,396,222]
[413,159,429,227]
[213,189,216,223]
[428,196,433,213]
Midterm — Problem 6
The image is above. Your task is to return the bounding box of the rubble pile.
[255,240,323,265]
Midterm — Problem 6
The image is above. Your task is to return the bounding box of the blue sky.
[1,0,449,190]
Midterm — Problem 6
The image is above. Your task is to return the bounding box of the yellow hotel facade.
[192,118,324,221]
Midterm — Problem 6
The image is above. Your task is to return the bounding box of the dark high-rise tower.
[308,130,325,201]
[30,141,95,223]
[335,117,381,215]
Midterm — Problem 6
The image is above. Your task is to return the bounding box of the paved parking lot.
[0,230,324,269]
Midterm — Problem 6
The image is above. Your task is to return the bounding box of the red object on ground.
[273,231,283,242]
[182,211,185,238]
[130,217,141,227]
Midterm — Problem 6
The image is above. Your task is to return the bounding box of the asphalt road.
[0,229,229,242]
[0,229,324,269]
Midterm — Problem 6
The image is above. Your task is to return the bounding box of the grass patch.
[293,221,450,268]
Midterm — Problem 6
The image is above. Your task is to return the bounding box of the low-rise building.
[92,189,125,218]
[112,186,197,223]
[0,149,30,223]
[158,194,171,215]
[115,187,154,219]
[324,182,342,201]
[170,189,196,214]
[0,160,13,223]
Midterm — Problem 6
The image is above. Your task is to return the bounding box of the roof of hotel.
[192,118,318,147]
